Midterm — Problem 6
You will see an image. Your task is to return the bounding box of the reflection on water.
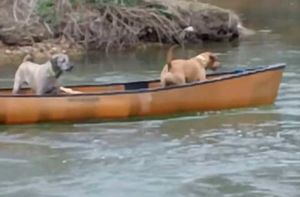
[1,0,300,196]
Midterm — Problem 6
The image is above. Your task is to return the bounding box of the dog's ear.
[50,56,59,68]
[209,53,217,61]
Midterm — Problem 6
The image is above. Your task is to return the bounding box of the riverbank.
[0,0,251,66]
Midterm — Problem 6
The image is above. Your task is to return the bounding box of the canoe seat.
[125,81,149,91]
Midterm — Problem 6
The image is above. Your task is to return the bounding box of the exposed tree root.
[0,0,245,51]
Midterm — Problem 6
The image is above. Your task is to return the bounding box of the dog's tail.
[22,54,33,63]
[166,45,178,71]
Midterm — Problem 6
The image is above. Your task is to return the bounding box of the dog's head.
[50,53,74,72]
[195,52,220,71]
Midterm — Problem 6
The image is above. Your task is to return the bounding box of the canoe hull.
[0,65,285,124]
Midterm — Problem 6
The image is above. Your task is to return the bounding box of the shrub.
[36,0,57,25]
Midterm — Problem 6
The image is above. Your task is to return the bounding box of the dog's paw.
[60,87,82,94]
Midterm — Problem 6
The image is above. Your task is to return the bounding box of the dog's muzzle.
[211,63,220,71]
[65,64,74,72]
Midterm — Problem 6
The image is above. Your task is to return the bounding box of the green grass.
[36,0,56,25]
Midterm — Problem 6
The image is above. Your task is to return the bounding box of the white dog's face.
[51,54,74,71]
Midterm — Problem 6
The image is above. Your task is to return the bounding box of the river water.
[0,1,300,196]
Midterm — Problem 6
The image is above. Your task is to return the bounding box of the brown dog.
[160,46,220,87]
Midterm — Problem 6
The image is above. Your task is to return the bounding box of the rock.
[46,43,53,50]
[18,46,34,54]
[238,23,255,37]
[50,47,58,53]
[5,49,12,54]
[0,18,51,46]
[144,0,246,42]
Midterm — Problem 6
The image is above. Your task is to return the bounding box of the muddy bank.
[0,39,84,66]
[0,0,251,66]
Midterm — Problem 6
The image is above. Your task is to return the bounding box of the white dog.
[12,53,79,95]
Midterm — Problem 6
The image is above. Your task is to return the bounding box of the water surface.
[1,1,300,196]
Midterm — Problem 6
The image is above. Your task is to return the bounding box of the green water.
[1,1,300,196]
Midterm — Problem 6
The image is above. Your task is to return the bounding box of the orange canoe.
[0,64,285,125]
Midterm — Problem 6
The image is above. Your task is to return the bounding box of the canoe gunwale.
[0,63,286,98]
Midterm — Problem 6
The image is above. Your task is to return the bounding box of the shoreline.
[0,39,85,67]
[0,0,252,67]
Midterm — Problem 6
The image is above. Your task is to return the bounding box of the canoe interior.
[0,73,236,96]
[0,65,285,96]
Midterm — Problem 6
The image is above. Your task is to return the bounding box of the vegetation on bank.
[0,0,244,54]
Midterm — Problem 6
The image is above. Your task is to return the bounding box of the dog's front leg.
[60,87,82,94]
[36,87,45,95]
[12,76,22,94]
